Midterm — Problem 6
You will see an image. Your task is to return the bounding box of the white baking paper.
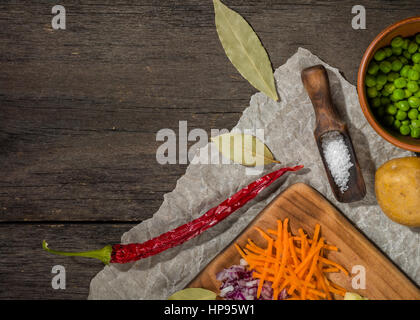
[88,48,419,299]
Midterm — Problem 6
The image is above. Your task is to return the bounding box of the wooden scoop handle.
[301,65,345,135]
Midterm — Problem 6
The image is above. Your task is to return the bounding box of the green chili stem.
[42,240,112,264]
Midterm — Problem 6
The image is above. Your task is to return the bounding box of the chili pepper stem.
[42,240,112,265]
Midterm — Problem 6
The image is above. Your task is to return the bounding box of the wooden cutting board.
[188,183,420,300]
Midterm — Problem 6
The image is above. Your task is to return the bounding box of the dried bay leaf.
[168,288,217,300]
[213,0,279,101]
[211,133,280,166]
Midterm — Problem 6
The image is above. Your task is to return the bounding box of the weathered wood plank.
[0,223,135,299]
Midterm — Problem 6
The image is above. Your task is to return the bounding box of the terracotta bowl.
[357,16,420,153]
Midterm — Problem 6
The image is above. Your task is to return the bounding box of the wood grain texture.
[0,0,419,299]
[188,183,420,300]
[301,65,366,203]
[0,223,134,299]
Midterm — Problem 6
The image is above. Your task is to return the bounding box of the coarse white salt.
[321,131,354,193]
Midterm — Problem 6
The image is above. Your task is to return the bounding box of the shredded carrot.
[257,238,273,299]
[234,219,349,300]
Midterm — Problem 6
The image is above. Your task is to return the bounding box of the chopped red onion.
[216,264,287,300]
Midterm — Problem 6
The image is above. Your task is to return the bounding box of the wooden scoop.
[301,65,366,203]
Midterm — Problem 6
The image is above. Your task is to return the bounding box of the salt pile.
[321,131,354,193]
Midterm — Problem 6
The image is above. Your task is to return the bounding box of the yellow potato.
[375,157,420,227]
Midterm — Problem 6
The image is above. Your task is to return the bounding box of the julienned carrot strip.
[257,238,273,299]
[288,237,299,267]
[234,243,248,261]
[292,237,338,251]
[295,239,324,276]
[254,227,274,243]
[244,244,262,255]
[318,257,349,276]
[329,281,347,293]
[267,229,277,237]
[298,228,307,258]
[273,220,283,300]
[322,267,340,273]
[276,220,283,258]
[312,224,321,246]
[314,265,332,300]
[247,239,265,253]
[273,218,289,289]
[302,238,324,299]
[308,288,327,299]
[322,244,338,251]
[327,285,346,296]
[233,219,349,300]
[285,267,316,289]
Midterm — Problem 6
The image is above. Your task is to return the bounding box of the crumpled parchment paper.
[88,48,419,299]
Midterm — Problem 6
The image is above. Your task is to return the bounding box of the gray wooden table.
[0,0,418,299]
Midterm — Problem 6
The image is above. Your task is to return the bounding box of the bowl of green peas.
[358,16,420,152]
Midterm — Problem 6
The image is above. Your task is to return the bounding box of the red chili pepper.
[42,165,303,264]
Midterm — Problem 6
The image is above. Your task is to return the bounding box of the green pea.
[408,109,419,120]
[408,42,419,54]
[387,72,399,82]
[394,77,406,88]
[371,97,381,108]
[392,46,402,56]
[415,91,420,98]
[407,81,419,93]
[400,56,409,64]
[411,127,420,138]
[384,47,393,57]
[402,39,410,50]
[391,59,403,71]
[408,69,420,81]
[408,96,420,108]
[393,119,402,130]
[367,87,378,98]
[400,125,411,135]
[385,104,397,115]
[383,83,395,95]
[376,83,383,91]
[412,53,420,64]
[374,49,386,61]
[413,64,420,72]
[403,50,412,59]
[379,61,392,73]
[396,110,407,120]
[405,89,413,98]
[392,88,405,101]
[376,73,388,86]
[400,65,411,77]
[397,100,410,111]
[416,33,420,45]
[411,119,420,128]
[402,120,410,125]
[381,97,390,105]
[365,74,376,87]
[368,62,379,75]
[391,36,404,48]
